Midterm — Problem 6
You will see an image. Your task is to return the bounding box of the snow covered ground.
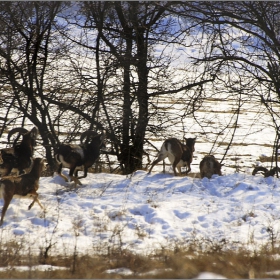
[0,93,279,278]
[0,168,280,277]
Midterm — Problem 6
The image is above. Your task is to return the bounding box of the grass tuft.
[0,236,280,278]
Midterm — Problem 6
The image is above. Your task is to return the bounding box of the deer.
[252,166,279,177]
[0,126,38,176]
[0,157,46,226]
[199,155,222,179]
[54,130,106,188]
[148,137,196,176]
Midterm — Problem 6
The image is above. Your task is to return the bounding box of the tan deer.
[148,137,196,176]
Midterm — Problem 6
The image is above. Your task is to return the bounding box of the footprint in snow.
[173,210,191,219]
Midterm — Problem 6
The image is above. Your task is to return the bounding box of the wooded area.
[0,1,279,174]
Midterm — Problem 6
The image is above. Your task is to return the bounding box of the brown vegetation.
[0,239,280,278]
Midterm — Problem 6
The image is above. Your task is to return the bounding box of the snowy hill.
[1,169,279,258]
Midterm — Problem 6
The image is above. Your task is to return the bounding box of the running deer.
[0,157,46,226]
[148,137,196,176]
[55,130,106,188]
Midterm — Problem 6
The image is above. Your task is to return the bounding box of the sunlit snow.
[0,168,280,277]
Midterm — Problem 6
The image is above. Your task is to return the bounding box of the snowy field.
[0,169,280,277]
[2,169,280,255]
[146,95,278,177]
[0,94,279,278]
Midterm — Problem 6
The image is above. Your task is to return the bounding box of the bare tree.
[0,2,107,171]
[70,1,217,174]
[174,2,280,170]
[0,2,69,169]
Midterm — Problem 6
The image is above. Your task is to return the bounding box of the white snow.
[0,265,68,272]
[0,168,280,277]
[196,272,227,279]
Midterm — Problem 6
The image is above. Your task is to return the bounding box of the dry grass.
[258,155,280,163]
[0,238,280,278]
[3,149,280,278]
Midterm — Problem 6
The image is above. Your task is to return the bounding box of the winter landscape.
[0,96,280,278]
[1,2,280,279]
[1,164,280,278]
[0,87,279,278]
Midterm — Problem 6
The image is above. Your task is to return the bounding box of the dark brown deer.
[199,155,222,179]
[148,137,196,176]
[252,166,279,177]
[55,130,106,187]
[0,157,46,226]
[0,127,38,176]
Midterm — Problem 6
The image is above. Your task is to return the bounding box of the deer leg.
[0,193,13,226]
[35,198,44,210]
[69,166,81,186]
[57,163,69,182]
[186,162,191,174]
[172,158,180,176]
[28,192,44,210]
[74,167,89,187]
[74,169,79,178]
[149,154,166,174]
[69,167,83,188]
[77,167,87,181]
[148,160,160,173]
[28,197,44,210]
[70,176,82,188]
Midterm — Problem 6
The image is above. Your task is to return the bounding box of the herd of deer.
[0,126,276,226]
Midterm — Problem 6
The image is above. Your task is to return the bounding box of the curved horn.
[7,127,29,143]
[80,130,99,144]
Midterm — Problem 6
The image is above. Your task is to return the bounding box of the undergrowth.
[0,237,280,278]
